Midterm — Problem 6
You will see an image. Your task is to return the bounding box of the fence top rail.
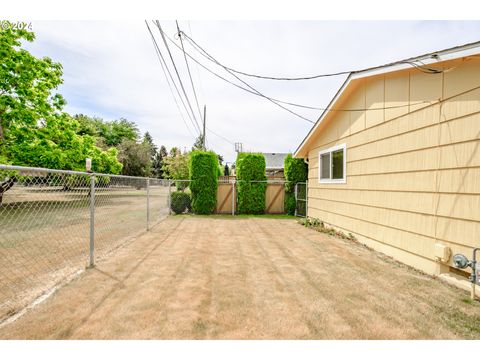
[1,165,306,184]
[0,164,169,181]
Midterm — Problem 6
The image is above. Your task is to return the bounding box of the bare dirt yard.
[1,216,479,339]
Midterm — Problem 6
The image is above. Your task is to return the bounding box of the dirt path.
[1,217,479,339]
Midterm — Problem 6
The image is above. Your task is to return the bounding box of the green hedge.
[284,154,308,215]
[236,153,267,214]
[284,192,296,215]
[170,191,191,214]
[189,151,218,214]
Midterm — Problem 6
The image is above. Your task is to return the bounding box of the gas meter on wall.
[453,249,480,286]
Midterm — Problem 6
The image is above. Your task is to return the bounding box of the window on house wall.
[319,144,346,183]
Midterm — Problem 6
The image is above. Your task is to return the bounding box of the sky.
[23,20,480,163]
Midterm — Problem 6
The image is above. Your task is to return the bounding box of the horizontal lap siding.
[306,58,480,274]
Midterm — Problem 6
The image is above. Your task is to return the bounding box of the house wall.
[305,57,480,275]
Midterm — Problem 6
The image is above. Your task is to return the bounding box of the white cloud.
[23,20,480,163]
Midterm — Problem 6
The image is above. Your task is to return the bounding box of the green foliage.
[162,152,189,179]
[236,153,267,214]
[284,154,308,215]
[192,134,205,151]
[74,114,139,148]
[117,139,152,177]
[170,191,191,214]
[284,192,296,216]
[152,145,167,178]
[142,131,157,158]
[189,151,218,214]
[0,28,121,175]
[284,154,308,192]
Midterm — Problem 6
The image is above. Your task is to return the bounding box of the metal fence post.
[89,175,95,268]
[305,180,308,218]
[168,180,172,215]
[232,179,235,216]
[146,178,150,231]
[294,183,298,217]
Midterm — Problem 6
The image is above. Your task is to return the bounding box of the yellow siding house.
[294,42,480,280]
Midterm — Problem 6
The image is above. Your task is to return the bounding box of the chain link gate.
[294,181,308,217]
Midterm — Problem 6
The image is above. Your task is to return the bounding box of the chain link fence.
[294,181,308,217]
[0,165,171,323]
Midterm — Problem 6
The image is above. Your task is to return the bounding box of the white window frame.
[318,143,347,184]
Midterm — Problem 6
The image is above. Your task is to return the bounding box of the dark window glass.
[331,149,344,179]
[320,153,330,179]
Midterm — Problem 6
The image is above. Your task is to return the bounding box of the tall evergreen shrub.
[189,151,218,214]
[236,153,267,214]
[284,154,308,215]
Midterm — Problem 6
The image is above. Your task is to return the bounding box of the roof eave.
[293,41,480,159]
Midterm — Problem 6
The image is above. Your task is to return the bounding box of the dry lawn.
[0,186,168,322]
[1,216,479,339]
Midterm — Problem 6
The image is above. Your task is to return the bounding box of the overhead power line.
[145,21,196,138]
[147,21,239,148]
[206,127,235,145]
[161,26,436,119]
[179,30,444,81]
[156,23,315,124]
[176,20,204,125]
[156,21,202,134]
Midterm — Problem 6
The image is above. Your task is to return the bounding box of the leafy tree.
[0,28,122,176]
[0,27,64,159]
[73,114,138,148]
[117,139,152,177]
[169,147,181,157]
[162,151,189,190]
[74,114,102,137]
[105,118,138,146]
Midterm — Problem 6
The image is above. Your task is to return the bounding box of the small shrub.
[170,191,191,214]
[299,217,357,241]
[189,151,218,214]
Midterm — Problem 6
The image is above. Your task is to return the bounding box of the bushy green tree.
[117,139,152,177]
[73,114,138,148]
[162,152,189,180]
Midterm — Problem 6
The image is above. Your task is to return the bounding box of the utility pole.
[235,142,243,153]
[203,105,206,150]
